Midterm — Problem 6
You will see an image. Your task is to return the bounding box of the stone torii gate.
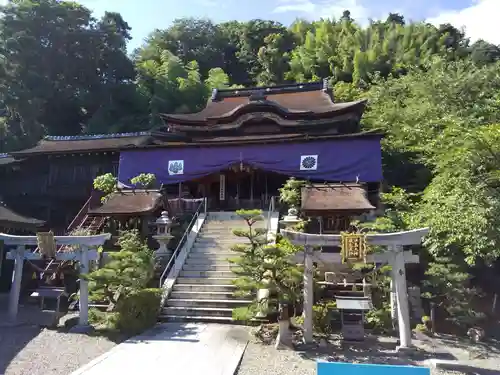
[0,232,111,331]
[281,228,429,351]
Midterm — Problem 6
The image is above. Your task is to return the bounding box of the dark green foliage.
[2,4,499,152]
[114,288,162,335]
[230,209,303,321]
[295,300,338,335]
[422,257,484,329]
[86,230,155,309]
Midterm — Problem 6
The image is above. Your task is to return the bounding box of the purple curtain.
[118,137,383,185]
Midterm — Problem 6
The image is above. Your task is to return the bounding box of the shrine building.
[0,81,383,232]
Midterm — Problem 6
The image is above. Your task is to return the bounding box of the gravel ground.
[236,341,468,375]
[0,325,118,375]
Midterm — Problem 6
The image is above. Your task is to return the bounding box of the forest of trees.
[1,0,500,324]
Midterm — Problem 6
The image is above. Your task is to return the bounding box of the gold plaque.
[341,232,367,263]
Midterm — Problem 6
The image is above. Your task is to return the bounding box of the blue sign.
[317,361,430,375]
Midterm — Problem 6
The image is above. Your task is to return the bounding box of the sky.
[70,0,498,52]
[8,0,500,51]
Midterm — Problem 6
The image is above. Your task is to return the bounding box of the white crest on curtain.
[168,160,184,175]
[300,155,318,171]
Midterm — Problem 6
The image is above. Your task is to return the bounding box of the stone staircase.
[160,213,265,323]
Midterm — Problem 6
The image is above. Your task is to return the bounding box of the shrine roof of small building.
[0,200,45,228]
[10,132,153,156]
[0,153,17,166]
[88,189,163,216]
[161,80,366,126]
[301,183,375,213]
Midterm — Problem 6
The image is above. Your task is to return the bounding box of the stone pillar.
[392,245,412,349]
[303,245,314,344]
[72,245,92,332]
[408,286,424,320]
[390,279,398,328]
[8,245,25,321]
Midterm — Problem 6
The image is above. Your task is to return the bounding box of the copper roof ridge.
[44,131,151,141]
[215,81,325,99]
[136,130,384,149]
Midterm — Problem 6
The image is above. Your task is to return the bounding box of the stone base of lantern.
[155,249,173,261]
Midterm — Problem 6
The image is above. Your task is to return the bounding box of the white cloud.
[427,0,500,44]
[274,0,370,24]
[274,0,316,14]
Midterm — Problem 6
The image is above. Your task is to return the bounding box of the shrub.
[365,303,393,333]
[114,288,162,335]
[295,301,338,335]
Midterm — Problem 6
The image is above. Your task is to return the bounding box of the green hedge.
[115,288,162,335]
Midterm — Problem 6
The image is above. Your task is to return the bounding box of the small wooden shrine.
[0,200,45,233]
[301,183,376,234]
[87,188,171,241]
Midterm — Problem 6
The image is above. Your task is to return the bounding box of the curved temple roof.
[161,81,366,126]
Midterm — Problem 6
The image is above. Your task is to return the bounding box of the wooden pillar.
[303,245,314,343]
[392,245,412,349]
[78,245,90,328]
[264,173,268,205]
[8,245,24,321]
[0,239,4,277]
[250,170,254,206]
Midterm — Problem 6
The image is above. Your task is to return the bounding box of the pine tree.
[85,230,155,311]
[230,209,303,324]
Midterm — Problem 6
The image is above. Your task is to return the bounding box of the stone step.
[172,284,236,292]
[187,253,235,260]
[196,238,249,243]
[159,314,234,323]
[193,243,246,248]
[179,270,235,278]
[166,298,251,308]
[182,264,234,271]
[176,277,235,285]
[191,245,242,251]
[184,258,234,266]
[197,234,249,238]
[201,227,251,231]
[198,235,239,239]
[170,290,237,299]
[162,306,233,317]
[194,242,247,247]
[189,250,237,257]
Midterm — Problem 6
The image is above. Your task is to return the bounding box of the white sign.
[168,160,184,175]
[300,155,318,170]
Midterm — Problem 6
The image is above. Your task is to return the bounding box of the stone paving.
[70,323,249,375]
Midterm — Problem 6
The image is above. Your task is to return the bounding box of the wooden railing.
[67,190,103,233]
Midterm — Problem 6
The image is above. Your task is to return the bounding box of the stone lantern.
[153,211,174,259]
[279,207,302,229]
